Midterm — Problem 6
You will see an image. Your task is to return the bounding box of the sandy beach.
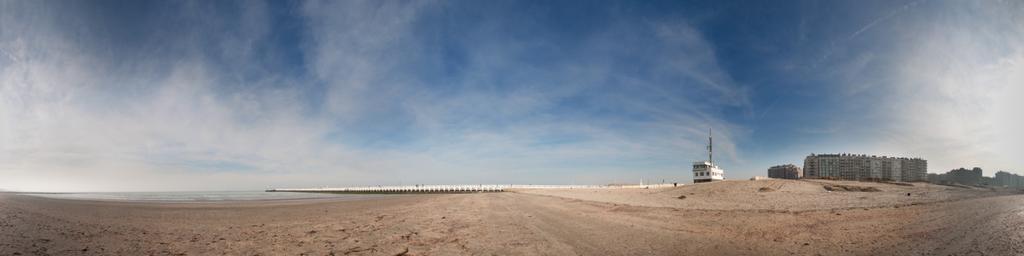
[2,180,1023,255]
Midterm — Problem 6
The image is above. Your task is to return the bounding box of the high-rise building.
[993,171,1024,188]
[945,167,983,185]
[803,154,927,182]
[768,164,802,179]
[928,167,992,186]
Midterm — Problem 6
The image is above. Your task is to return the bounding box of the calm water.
[21,191,389,202]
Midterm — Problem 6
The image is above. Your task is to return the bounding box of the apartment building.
[767,164,802,179]
[803,153,927,182]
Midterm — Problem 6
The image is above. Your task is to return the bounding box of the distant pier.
[267,184,676,194]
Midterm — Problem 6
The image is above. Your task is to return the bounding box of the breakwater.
[267,184,677,194]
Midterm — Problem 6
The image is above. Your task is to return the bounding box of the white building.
[693,129,725,183]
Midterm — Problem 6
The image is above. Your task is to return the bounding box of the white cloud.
[874,1,1024,175]
[0,1,750,191]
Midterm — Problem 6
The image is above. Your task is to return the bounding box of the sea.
[20,191,390,202]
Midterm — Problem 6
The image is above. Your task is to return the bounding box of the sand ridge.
[515,179,1018,212]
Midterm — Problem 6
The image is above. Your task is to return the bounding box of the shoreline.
[9,191,406,205]
[5,192,422,206]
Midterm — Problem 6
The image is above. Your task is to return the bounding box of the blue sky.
[1,0,1021,192]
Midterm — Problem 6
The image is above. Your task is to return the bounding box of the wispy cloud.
[847,0,923,40]
[0,1,749,191]
[882,9,1024,174]
[831,1,1024,174]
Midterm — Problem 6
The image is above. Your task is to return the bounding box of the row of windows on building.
[803,154,927,182]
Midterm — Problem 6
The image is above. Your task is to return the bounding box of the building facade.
[693,161,725,183]
[948,167,983,185]
[767,164,802,179]
[930,167,985,185]
[993,171,1024,188]
[803,154,927,182]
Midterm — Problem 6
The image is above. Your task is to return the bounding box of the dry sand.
[516,179,1017,211]
[2,179,1023,255]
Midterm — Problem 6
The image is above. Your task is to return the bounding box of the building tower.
[693,128,725,183]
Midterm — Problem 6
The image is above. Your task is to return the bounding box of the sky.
[1,0,1021,192]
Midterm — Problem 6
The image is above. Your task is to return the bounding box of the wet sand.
[2,180,1023,255]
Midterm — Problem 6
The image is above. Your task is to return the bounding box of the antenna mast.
[708,128,713,165]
